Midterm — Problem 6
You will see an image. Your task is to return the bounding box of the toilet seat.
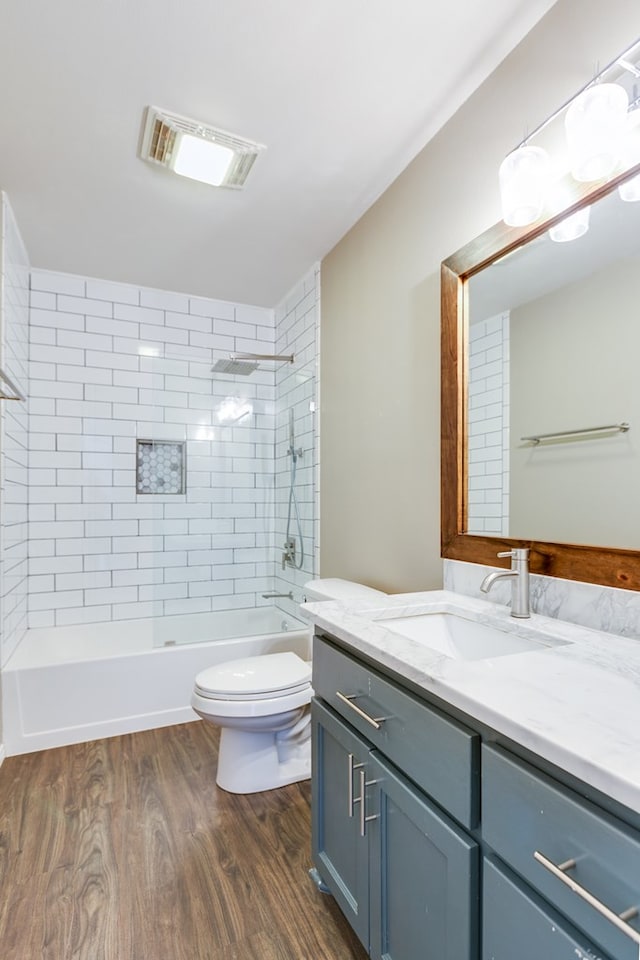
[193,652,312,716]
[191,685,312,720]
[195,681,310,702]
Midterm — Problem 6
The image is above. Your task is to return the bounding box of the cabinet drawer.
[313,635,479,829]
[484,856,614,960]
[482,744,640,960]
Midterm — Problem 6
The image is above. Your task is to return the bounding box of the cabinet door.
[484,856,615,960]
[312,698,371,950]
[368,752,479,960]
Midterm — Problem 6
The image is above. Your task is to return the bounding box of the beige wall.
[320,0,637,593]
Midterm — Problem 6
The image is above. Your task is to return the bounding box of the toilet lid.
[194,651,312,701]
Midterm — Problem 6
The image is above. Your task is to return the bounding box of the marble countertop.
[303,590,640,816]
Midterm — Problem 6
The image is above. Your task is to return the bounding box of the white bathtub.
[2,607,311,756]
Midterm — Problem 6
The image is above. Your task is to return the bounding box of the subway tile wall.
[0,195,30,667]
[467,312,509,535]
[27,268,293,627]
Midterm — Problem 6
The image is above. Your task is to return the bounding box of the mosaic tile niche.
[136,440,186,495]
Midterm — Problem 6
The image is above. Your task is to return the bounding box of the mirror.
[441,161,640,591]
[467,186,640,550]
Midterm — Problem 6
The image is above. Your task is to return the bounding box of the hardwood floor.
[0,721,367,960]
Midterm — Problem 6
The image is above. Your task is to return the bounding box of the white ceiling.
[0,0,557,306]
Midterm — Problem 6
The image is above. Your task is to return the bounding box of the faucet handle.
[497,548,529,560]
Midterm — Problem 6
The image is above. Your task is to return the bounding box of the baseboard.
[0,743,5,767]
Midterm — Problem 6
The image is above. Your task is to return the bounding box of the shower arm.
[230,352,294,364]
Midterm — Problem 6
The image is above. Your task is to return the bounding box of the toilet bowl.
[191,579,387,794]
[192,651,313,794]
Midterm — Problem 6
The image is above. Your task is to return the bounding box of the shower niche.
[136,439,186,495]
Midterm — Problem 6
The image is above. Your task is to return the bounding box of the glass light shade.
[172,134,234,186]
[549,205,590,243]
[499,145,550,226]
[618,110,640,202]
[565,82,629,182]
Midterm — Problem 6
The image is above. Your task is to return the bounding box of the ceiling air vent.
[140,106,264,189]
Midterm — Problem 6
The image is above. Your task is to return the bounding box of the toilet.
[191,578,387,794]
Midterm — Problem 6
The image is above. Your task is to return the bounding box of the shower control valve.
[282,539,296,568]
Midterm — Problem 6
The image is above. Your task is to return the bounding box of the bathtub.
[2,607,311,756]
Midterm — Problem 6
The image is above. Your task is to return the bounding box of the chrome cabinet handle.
[347,753,364,818]
[358,769,379,837]
[336,691,389,730]
[534,850,640,945]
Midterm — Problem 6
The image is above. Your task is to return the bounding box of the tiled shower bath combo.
[0,195,319,752]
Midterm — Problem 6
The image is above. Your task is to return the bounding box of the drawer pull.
[336,691,388,730]
[359,769,379,837]
[347,753,364,818]
[534,850,640,945]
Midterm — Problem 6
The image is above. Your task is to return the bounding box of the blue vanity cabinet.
[312,633,640,960]
[312,698,480,960]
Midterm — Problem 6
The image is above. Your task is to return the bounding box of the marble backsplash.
[444,559,640,641]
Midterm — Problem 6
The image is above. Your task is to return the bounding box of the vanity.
[307,593,640,960]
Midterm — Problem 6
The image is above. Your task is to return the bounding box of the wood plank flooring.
[0,721,368,960]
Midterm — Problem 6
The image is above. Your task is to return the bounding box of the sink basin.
[381,612,566,660]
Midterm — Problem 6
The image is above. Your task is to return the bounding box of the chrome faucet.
[480,548,530,618]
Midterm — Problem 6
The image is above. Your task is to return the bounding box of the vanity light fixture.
[498,37,640,230]
[139,106,265,189]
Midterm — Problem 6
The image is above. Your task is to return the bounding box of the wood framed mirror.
[441,160,640,591]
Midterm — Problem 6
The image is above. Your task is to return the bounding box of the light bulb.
[172,134,234,186]
[565,83,629,182]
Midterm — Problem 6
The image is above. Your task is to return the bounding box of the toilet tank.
[303,578,386,603]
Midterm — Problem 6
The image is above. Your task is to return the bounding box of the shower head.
[211,352,295,376]
[211,358,260,376]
